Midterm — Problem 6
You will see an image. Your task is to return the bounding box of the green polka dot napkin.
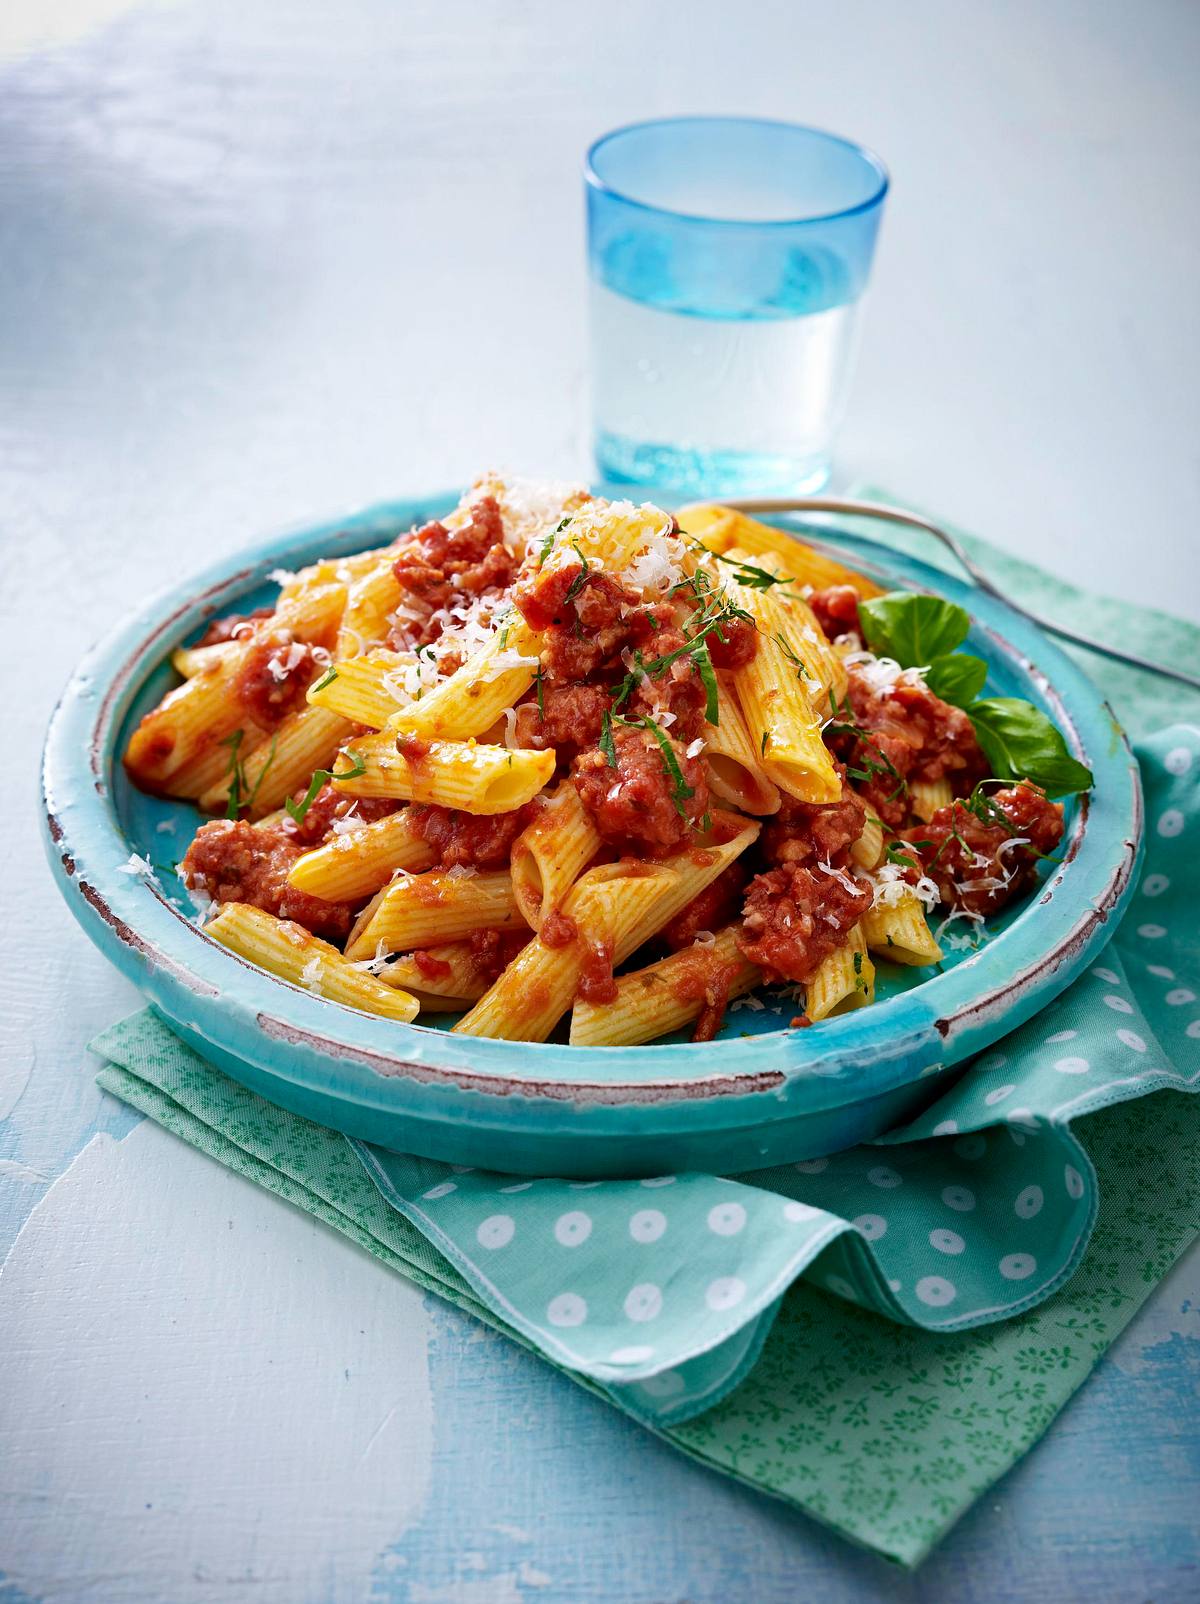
[90,507,1200,1566]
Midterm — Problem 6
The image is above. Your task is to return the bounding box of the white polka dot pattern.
[346,732,1195,1424]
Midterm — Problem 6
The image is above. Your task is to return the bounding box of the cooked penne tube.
[677,503,885,599]
[541,497,678,575]
[287,809,434,901]
[510,782,602,930]
[805,924,875,1022]
[165,727,268,801]
[306,649,412,728]
[862,888,944,965]
[850,810,885,871]
[337,558,404,657]
[704,673,782,816]
[570,927,760,1047]
[614,820,761,963]
[171,640,237,678]
[206,902,419,1021]
[199,705,353,816]
[724,547,847,704]
[345,870,521,960]
[729,620,841,805]
[909,776,954,823]
[389,619,542,741]
[275,548,392,607]
[124,582,347,793]
[453,861,678,1042]
[374,942,499,1000]
[346,886,386,954]
[331,732,556,813]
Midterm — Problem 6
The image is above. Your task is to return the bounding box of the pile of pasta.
[123,479,950,1046]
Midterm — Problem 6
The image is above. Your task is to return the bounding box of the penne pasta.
[330,731,556,814]
[862,889,944,966]
[850,810,885,871]
[389,618,542,741]
[337,558,404,657]
[677,503,885,599]
[374,942,500,1001]
[171,641,236,679]
[704,672,782,816]
[570,927,759,1047]
[306,649,412,728]
[345,870,521,960]
[206,902,419,1021]
[287,809,435,902]
[541,497,677,575]
[510,782,602,930]
[453,861,678,1042]
[199,704,353,816]
[728,612,842,805]
[723,547,847,704]
[805,924,875,1022]
[909,776,954,823]
[275,548,392,608]
[613,819,761,963]
[124,581,347,794]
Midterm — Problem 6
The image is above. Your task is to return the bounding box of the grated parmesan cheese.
[840,651,928,694]
[188,886,215,927]
[155,818,176,835]
[730,993,765,1013]
[685,737,706,759]
[117,852,156,880]
[867,861,940,911]
[299,955,323,993]
[330,805,362,836]
[446,863,479,880]
[817,857,862,897]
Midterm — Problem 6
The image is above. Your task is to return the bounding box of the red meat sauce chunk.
[466,928,528,986]
[832,661,989,828]
[707,615,758,671]
[667,948,743,1043]
[808,585,862,643]
[760,772,866,869]
[906,783,1064,917]
[514,561,707,714]
[572,724,709,855]
[234,636,323,728]
[406,802,533,870]
[514,682,610,754]
[194,607,274,648]
[663,862,748,950]
[387,495,516,650]
[181,786,397,942]
[737,862,872,986]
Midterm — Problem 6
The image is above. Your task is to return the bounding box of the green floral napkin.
[90,508,1200,1566]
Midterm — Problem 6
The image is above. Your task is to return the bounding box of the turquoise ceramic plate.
[42,494,1142,1176]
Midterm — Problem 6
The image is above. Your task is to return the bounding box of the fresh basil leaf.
[924,652,988,707]
[967,698,1093,796]
[858,592,971,666]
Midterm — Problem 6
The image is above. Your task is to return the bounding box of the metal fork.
[719,495,1200,692]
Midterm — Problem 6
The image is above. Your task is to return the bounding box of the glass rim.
[585,115,889,229]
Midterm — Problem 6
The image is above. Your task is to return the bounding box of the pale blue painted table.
[2,2,1197,1599]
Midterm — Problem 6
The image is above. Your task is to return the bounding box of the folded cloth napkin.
[91,504,1200,1566]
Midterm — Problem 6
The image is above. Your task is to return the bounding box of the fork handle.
[718,495,1200,693]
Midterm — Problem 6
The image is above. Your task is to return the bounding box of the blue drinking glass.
[585,116,888,497]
